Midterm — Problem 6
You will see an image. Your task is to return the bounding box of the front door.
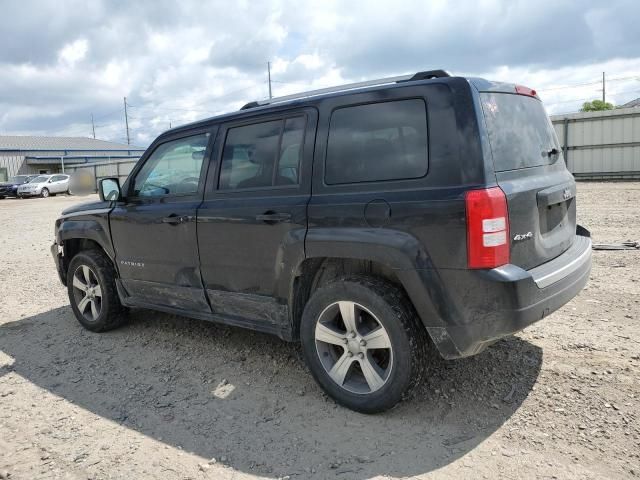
[197,110,316,330]
[109,129,215,312]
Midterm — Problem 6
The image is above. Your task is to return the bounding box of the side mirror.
[98,178,122,202]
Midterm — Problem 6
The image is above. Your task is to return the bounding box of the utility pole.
[602,72,606,103]
[123,97,130,145]
[267,61,272,99]
[91,114,96,139]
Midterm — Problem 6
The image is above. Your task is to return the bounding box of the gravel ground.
[0,182,638,480]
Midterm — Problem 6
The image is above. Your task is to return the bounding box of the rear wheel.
[40,188,49,198]
[67,250,127,332]
[300,276,428,413]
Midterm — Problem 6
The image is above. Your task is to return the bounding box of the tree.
[580,100,615,112]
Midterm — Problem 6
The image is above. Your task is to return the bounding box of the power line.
[128,104,220,115]
[92,107,124,121]
[545,86,640,106]
[538,74,640,92]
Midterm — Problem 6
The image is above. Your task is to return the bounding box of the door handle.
[255,212,292,224]
[162,214,189,225]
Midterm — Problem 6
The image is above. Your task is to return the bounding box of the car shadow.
[0,306,542,478]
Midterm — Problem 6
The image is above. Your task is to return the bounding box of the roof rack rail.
[240,69,450,110]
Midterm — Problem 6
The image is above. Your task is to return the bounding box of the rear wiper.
[544,148,559,157]
[542,148,561,163]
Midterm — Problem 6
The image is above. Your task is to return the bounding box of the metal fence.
[551,107,640,180]
[65,158,138,187]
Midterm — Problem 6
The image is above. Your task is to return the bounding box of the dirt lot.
[0,182,638,480]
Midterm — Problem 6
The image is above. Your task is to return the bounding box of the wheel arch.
[289,255,440,341]
[288,229,450,340]
[58,219,117,282]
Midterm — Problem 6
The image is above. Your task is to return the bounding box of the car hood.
[20,182,44,188]
[0,182,17,187]
[61,200,112,216]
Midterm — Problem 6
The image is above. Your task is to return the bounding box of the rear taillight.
[465,187,510,269]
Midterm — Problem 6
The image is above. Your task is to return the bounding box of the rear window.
[325,99,428,184]
[481,93,561,171]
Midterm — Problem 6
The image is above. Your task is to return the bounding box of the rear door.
[479,90,576,270]
[197,109,316,328]
[49,175,67,193]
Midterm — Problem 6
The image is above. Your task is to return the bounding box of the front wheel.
[40,188,49,198]
[300,276,428,413]
[67,250,128,332]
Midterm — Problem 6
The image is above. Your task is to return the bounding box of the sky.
[1,0,639,147]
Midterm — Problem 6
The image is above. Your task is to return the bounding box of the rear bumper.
[424,230,592,359]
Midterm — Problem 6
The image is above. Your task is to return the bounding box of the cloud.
[58,39,89,66]
[0,0,639,145]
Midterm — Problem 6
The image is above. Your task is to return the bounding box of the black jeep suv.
[52,70,591,413]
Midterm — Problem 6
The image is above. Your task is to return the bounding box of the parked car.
[0,174,38,199]
[18,174,70,198]
[51,70,592,413]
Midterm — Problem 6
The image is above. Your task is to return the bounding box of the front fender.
[56,217,115,261]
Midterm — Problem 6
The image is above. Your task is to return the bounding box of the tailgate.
[480,91,576,270]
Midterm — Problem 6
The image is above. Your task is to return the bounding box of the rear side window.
[219,116,305,190]
[481,93,561,171]
[325,99,428,185]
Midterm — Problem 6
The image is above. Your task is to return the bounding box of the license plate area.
[539,198,572,236]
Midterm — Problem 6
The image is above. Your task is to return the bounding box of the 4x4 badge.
[513,232,533,242]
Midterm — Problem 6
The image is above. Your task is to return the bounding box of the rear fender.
[304,228,461,329]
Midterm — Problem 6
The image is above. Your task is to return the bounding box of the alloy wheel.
[315,301,393,394]
[71,265,103,322]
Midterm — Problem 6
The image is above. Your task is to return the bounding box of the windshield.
[30,175,50,183]
[9,175,30,183]
[481,92,561,171]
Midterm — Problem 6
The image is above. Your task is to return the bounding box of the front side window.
[325,99,428,185]
[219,116,306,190]
[133,134,209,197]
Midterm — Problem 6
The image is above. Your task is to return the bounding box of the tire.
[67,250,128,332]
[40,188,49,198]
[300,276,428,413]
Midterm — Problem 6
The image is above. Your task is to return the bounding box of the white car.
[17,174,70,198]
